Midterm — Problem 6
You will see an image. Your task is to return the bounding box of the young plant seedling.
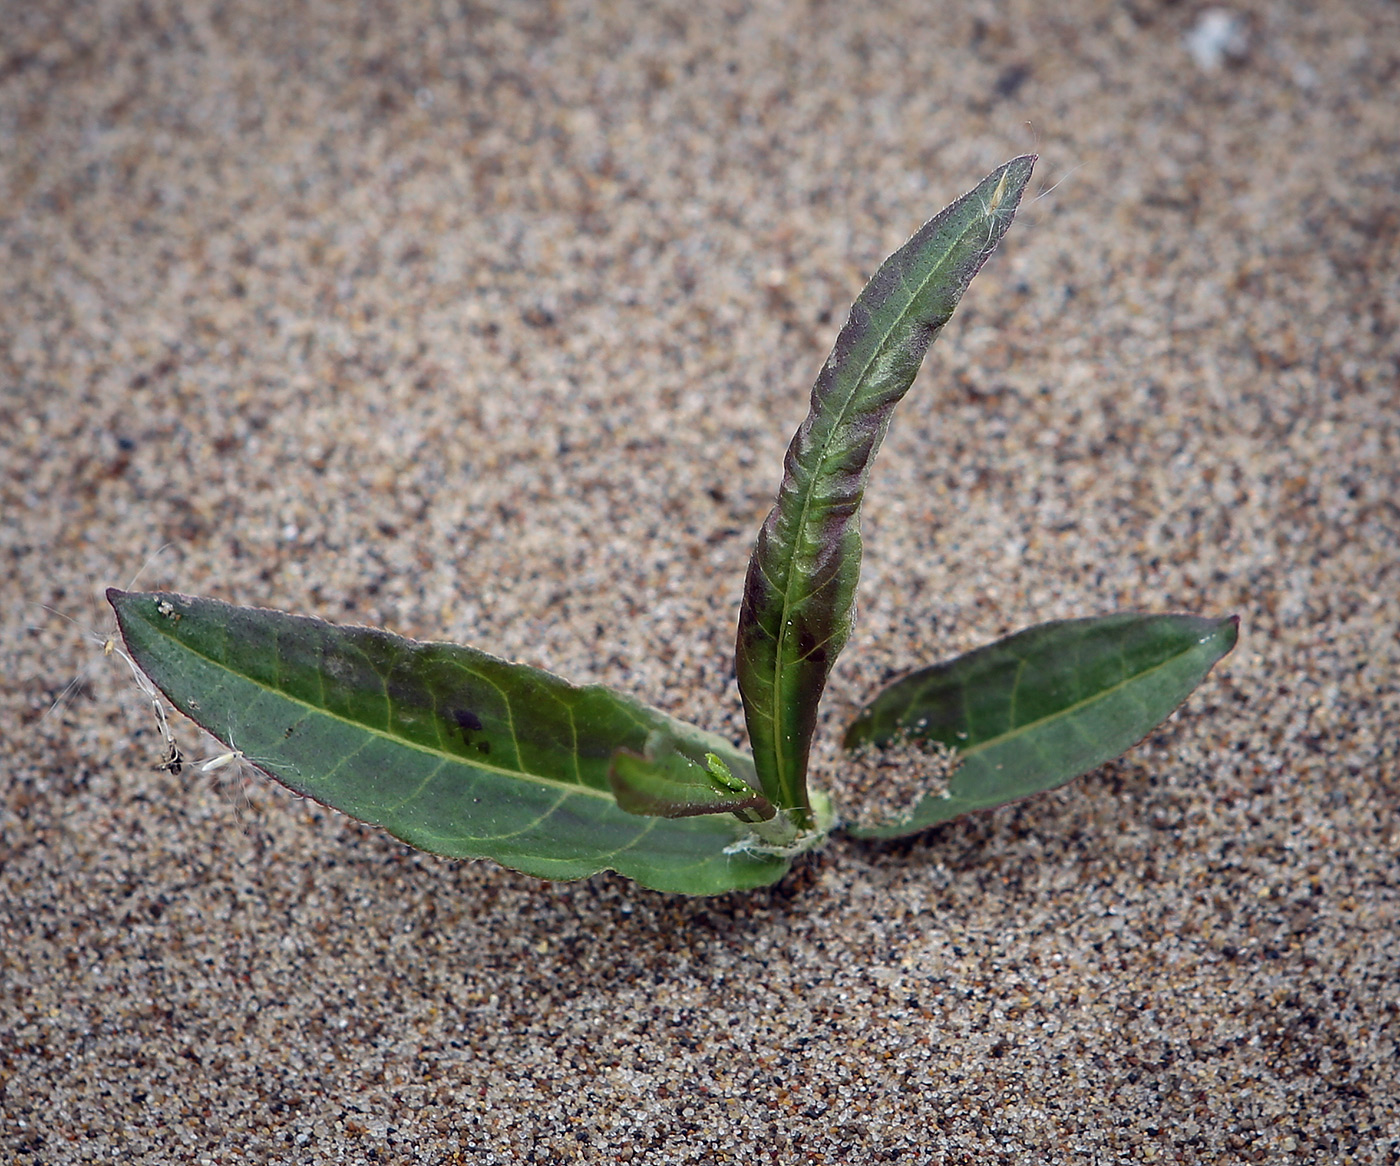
[108,156,1237,895]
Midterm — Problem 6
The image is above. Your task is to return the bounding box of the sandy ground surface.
[3,1,1397,1161]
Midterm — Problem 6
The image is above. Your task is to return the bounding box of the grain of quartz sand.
[2,0,1396,1162]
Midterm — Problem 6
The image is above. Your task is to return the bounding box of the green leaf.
[841,613,1239,838]
[108,590,789,895]
[609,733,776,821]
[735,155,1036,823]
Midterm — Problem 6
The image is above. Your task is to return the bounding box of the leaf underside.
[108,590,789,895]
[735,155,1037,821]
[841,613,1239,838]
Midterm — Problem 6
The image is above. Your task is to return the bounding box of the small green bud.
[704,752,749,795]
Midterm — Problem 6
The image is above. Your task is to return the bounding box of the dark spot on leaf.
[453,708,484,733]
[476,741,491,755]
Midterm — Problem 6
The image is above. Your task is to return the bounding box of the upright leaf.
[109,590,789,895]
[842,613,1239,838]
[735,156,1036,822]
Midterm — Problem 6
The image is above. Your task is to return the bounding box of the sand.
[3,0,1397,1161]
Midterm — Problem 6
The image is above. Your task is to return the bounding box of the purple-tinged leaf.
[735,156,1036,823]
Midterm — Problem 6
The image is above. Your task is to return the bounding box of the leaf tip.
[1208,613,1241,654]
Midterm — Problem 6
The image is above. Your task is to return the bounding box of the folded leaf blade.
[842,613,1239,838]
[108,590,788,894]
[609,736,774,820]
[735,155,1037,820]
